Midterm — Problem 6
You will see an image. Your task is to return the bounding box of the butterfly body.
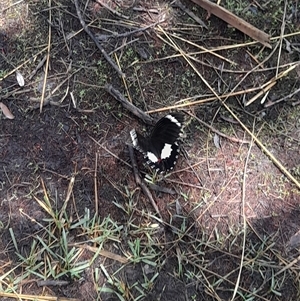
[130,113,184,173]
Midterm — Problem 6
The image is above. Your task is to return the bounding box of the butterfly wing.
[148,113,183,157]
[130,113,184,173]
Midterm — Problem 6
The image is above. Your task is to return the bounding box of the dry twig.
[174,0,208,29]
[96,0,129,19]
[187,111,250,144]
[73,0,125,78]
[128,145,162,219]
[105,84,153,125]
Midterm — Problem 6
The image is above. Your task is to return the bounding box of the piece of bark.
[190,0,271,48]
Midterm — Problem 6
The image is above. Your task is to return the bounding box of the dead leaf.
[0,102,15,119]
[16,71,25,87]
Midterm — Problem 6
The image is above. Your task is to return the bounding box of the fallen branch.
[105,84,153,125]
[190,0,271,48]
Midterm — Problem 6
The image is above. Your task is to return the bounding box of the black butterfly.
[130,113,184,173]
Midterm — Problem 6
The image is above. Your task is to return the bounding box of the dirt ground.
[1,0,300,300]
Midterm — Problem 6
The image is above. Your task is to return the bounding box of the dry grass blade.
[188,111,250,144]
[163,31,237,65]
[74,244,128,264]
[222,102,300,190]
[40,0,52,113]
[0,292,80,301]
[245,63,299,106]
[231,127,254,300]
[156,25,300,191]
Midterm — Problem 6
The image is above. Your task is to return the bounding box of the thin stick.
[104,84,153,125]
[230,125,254,301]
[94,152,99,216]
[96,0,129,19]
[89,135,131,168]
[276,0,288,77]
[265,87,300,107]
[128,145,162,219]
[187,111,250,144]
[73,0,125,78]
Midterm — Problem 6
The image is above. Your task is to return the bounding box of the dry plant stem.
[160,30,236,65]
[59,176,75,221]
[231,130,254,300]
[193,262,270,301]
[40,0,52,113]
[128,145,162,219]
[2,0,24,12]
[0,46,48,82]
[0,292,80,301]
[146,85,275,113]
[218,40,279,107]
[222,102,300,190]
[30,68,81,109]
[246,220,300,295]
[71,244,128,264]
[276,0,287,77]
[174,0,208,29]
[245,63,298,106]
[190,0,271,48]
[187,111,250,144]
[165,178,205,190]
[292,99,300,106]
[28,55,47,80]
[114,53,133,103]
[73,0,125,78]
[274,253,300,278]
[147,183,176,194]
[149,28,300,190]
[96,0,129,19]
[98,21,161,41]
[89,135,132,168]
[265,86,300,107]
[143,30,300,71]
[94,152,99,216]
[105,84,154,125]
